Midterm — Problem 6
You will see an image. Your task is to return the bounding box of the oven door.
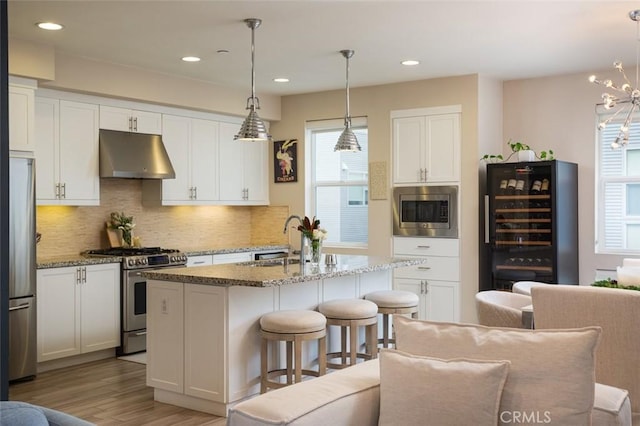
[124,269,148,332]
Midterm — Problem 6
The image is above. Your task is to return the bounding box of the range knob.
[170,256,176,262]
[127,259,135,266]
[141,258,148,265]
[135,258,143,265]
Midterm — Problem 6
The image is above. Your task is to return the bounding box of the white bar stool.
[260,310,327,393]
[317,298,378,369]
[364,290,419,348]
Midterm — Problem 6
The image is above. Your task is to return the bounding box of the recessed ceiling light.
[401,60,420,66]
[273,78,289,83]
[181,56,201,62]
[37,22,64,31]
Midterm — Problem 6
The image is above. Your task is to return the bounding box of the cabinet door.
[147,280,184,393]
[80,264,120,353]
[218,122,245,201]
[423,280,459,322]
[36,267,81,361]
[394,278,426,320]
[34,98,60,204]
[424,113,460,182]
[190,118,219,202]
[59,101,100,205]
[244,141,268,203]
[132,109,162,134]
[161,115,191,202]
[99,105,134,131]
[392,116,424,184]
[184,284,226,402]
[9,85,35,152]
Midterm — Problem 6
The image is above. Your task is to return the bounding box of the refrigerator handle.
[484,195,490,244]
[9,303,30,312]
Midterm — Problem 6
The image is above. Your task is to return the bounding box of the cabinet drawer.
[394,257,459,281]
[393,237,459,257]
[186,255,213,267]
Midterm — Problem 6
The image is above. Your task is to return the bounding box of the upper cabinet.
[9,78,36,152]
[146,114,219,205]
[218,121,268,205]
[99,105,162,134]
[392,106,461,185]
[35,98,100,205]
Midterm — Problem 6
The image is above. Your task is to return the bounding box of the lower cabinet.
[393,236,460,322]
[394,278,459,322]
[36,263,120,362]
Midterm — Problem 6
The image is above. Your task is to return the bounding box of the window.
[596,116,640,254]
[307,118,368,247]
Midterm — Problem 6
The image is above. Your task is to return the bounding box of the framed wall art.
[274,139,298,183]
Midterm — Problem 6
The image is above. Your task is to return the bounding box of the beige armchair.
[475,290,532,328]
[532,285,640,424]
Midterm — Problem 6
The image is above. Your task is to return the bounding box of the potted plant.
[507,140,536,162]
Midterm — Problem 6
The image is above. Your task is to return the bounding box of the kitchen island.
[141,255,423,416]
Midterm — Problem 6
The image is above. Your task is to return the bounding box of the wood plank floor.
[8,357,227,425]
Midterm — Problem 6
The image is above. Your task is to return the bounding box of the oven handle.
[134,331,147,336]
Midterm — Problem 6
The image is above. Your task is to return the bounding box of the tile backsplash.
[36,179,289,257]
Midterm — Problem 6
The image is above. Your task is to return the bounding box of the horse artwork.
[274,139,298,183]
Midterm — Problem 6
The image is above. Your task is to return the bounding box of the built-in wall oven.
[85,247,187,355]
[393,185,458,238]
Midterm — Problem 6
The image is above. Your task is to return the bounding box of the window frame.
[595,113,640,255]
[305,117,368,249]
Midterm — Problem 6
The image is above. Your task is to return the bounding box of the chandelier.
[589,10,640,149]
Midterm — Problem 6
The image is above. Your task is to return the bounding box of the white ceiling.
[8,1,640,96]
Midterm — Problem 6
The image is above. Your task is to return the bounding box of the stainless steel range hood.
[99,129,175,179]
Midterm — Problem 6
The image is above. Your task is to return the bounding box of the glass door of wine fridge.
[482,160,578,291]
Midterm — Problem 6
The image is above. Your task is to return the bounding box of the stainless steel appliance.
[393,185,458,238]
[9,157,37,382]
[85,247,187,355]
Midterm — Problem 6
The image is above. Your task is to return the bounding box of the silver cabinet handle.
[128,116,133,131]
[424,281,429,294]
[133,117,138,132]
[419,168,424,181]
[192,261,205,265]
[420,280,425,294]
[61,183,66,199]
[9,303,30,312]
[484,194,490,244]
[55,183,60,198]
[81,266,87,283]
[193,186,197,200]
[416,245,431,249]
[76,267,81,284]
[417,266,431,270]
[134,331,147,336]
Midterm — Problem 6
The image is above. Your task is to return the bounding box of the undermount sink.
[242,257,302,267]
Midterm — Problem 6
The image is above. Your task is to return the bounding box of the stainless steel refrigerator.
[8,156,36,381]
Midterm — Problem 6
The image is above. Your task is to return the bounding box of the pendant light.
[334,49,361,152]
[235,18,272,142]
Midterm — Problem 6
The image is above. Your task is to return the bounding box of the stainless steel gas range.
[85,247,187,355]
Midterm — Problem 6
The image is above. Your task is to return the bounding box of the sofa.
[0,401,94,425]
[228,317,632,426]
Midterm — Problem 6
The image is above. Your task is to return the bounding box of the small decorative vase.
[309,238,322,266]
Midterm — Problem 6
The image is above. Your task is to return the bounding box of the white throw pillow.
[378,349,510,426]
[393,316,601,426]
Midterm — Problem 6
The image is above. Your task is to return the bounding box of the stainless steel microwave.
[393,186,458,238]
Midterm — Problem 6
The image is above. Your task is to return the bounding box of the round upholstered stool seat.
[364,290,419,348]
[317,299,378,369]
[260,310,327,393]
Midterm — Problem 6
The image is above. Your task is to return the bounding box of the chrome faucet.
[283,215,306,265]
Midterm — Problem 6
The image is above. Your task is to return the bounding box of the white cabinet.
[99,105,162,134]
[393,237,460,322]
[36,263,120,362]
[218,121,268,205]
[35,98,100,205]
[155,114,219,204]
[212,252,252,265]
[392,106,461,184]
[186,255,213,267]
[9,81,35,152]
